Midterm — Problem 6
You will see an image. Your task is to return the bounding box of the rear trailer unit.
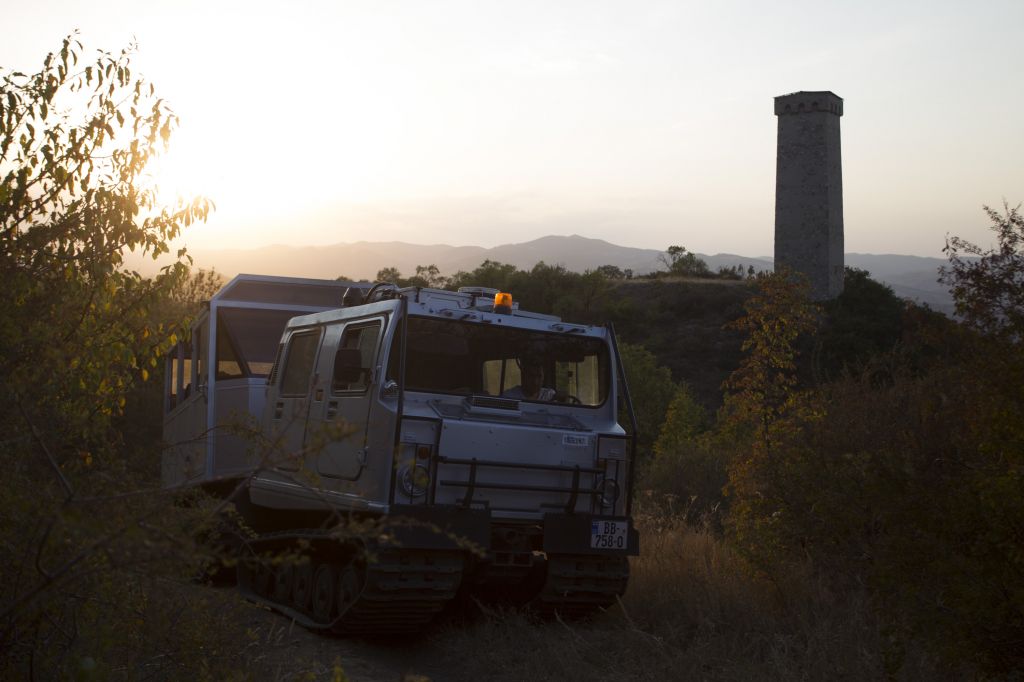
[162,278,639,632]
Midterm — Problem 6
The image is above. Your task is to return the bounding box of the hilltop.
[129,235,953,313]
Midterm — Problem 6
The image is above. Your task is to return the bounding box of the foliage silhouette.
[0,36,224,678]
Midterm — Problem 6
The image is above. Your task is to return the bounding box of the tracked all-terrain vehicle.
[162,274,639,634]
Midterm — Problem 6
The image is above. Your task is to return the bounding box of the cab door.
[266,328,322,472]
[311,318,383,481]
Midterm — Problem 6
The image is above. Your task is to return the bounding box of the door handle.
[274,401,284,420]
[326,400,339,420]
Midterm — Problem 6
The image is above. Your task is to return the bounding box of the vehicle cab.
[251,284,639,556]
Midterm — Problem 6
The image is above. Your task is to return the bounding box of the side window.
[279,332,320,397]
[332,323,381,394]
[181,342,193,400]
[216,321,243,379]
[165,351,177,412]
[165,342,194,411]
[195,326,206,387]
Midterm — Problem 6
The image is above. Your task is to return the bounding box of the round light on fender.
[599,478,620,508]
[398,464,430,497]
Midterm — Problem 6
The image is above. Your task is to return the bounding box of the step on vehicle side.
[162,274,640,634]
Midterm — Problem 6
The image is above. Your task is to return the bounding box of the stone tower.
[774,91,844,300]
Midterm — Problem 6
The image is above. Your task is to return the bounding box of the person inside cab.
[503,358,555,401]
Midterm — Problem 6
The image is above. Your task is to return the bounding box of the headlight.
[599,478,620,508]
[398,464,430,497]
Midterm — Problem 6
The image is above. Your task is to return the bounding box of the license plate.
[590,519,628,550]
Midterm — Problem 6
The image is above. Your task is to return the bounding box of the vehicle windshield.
[387,316,610,406]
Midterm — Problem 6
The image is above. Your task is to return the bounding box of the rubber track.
[331,549,463,635]
[237,530,464,635]
[536,554,630,619]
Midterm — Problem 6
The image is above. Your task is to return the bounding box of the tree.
[371,264,450,288]
[643,386,724,525]
[716,265,743,280]
[616,342,682,460]
[719,270,820,567]
[0,36,211,442]
[653,389,707,454]
[505,261,569,313]
[335,274,370,283]
[376,266,402,283]
[817,267,906,377]
[448,259,518,291]
[720,269,819,454]
[595,264,624,279]
[659,245,711,278]
[941,202,1024,342]
[711,254,1024,672]
[448,259,617,322]
[0,36,216,676]
[407,263,449,288]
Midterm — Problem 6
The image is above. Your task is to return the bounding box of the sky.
[4,0,1023,258]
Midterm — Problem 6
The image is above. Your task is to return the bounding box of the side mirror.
[333,347,365,388]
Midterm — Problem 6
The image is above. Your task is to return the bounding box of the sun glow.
[6,0,1022,256]
[144,95,403,249]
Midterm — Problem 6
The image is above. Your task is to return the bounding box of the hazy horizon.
[6,1,1023,259]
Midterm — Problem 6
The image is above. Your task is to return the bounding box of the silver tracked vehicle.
[162,274,640,634]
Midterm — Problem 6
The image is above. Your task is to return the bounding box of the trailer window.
[217,307,305,377]
[388,316,609,407]
[216,324,243,379]
[195,325,206,387]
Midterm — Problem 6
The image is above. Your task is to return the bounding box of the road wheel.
[292,561,314,613]
[311,563,339,623]
[337,560,365,617]
[273,563,294,602]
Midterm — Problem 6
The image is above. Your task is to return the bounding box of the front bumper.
[543,513,640,556]
[385,505,640,557]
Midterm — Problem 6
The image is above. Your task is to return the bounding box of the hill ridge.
[125,234,953,312]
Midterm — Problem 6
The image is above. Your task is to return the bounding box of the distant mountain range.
[160,234,954,313]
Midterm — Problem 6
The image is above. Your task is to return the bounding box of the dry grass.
[97,516,954,681]
[425,516,946,681]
